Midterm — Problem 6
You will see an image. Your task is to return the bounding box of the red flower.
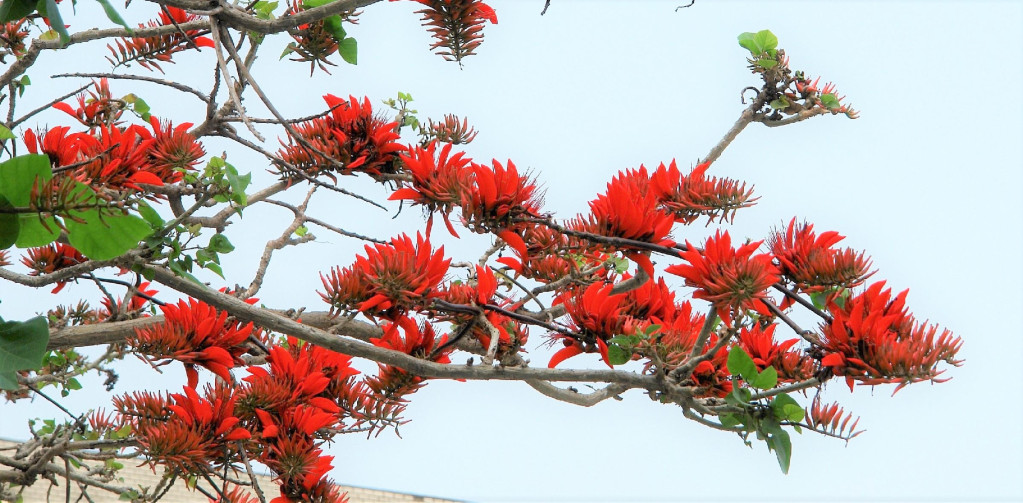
[403,0,498,63]
[572,166,675,276]
[426,114,479,144]
[806,396,863,439]
[20,243,87,293]
[122,384,251,474]
[147,116,205,182]
[459,158,543,256]
[241,340,357,417]
[52,78,123,130]
[390,140,472,237]
[278,95,403,181]
[101,281,159,317]
[368,317,453,397]
[23,126,96,169]
[735,323,814,382]
[320,233,450,320]
[107,6,215,72]
[549,283,632,368]
[640,300,706,370]
[666,231,780,327]
[78,124,164,190]
[650,160,758,224]
[283,0,357,75]
[768,218,874,305]
[130,297,261,388]
[818,281,963,393]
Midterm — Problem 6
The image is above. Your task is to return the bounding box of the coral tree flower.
[130,297,262,389]
[818,281,963,393]
[666,231,780,327]
[368,316,454,397]
[20,243,86,293]
[320,233,450,319]
[649,160,757,224]
[390,140,472,237]
[52,78,123,130]
[116,384,250,475]
[736,324,814,382]
[459,158,543,257]
[572,166,674,276]
[107,6,214,72]
[549,282,632,368]
[278,94,402,180]
[768,218,874,306]
[403,0,498,63]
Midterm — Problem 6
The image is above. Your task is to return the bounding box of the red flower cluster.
[549,283,631,368]
[818,281,963,393]
[390,141,472,237]
[649,160,758,225]
[572,167,675,276]
[667,231,780,326]
[735,324,814,382]
[107,6,215,72]
[368,317,454,398]
[769,218,874,305]
[239,339,357,502]
[319,233,450,319]
[460,158,543,257]
[0,20,28,61]
[20,243,86,293]
[24,117,203,192]
[130,297,262,389]
[278,94,402,181]
[101,281,159,318]
[403,0,498,63]
[640,300,706,369]
[114,384,250,474]
[283,0,354,75]
[53,79,123,130]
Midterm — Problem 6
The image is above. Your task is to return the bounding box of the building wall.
[0,440,462,503]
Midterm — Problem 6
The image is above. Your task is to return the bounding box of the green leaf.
[728,386,752,406]
[65,377,82,390]
[65,191,152,260]
[94,0,131,32]
[295,225,308,237]
[719,413,742,429]
[820,93,841,110]
[737,32,759,54]
[0,0,37,23]
[136,201,164,229]
[224,162,250,206]
[0,124,15,141]
[15,215,59,247]
[606,343,630,366]
[753,30,778,52]
[204,262,224,278]
[771,428,792,474]
[752,365,778,389]
[0,316,49,390]
[321,13,345,41]
[37,0,69,44]
[0,154,52,207]
[756,58,778,69]
[208,233,234,253]
[0,194,18,249]
[727,346,758,382]
[770,97,789,110]
[339,37,357,65]
[772,393,805,422]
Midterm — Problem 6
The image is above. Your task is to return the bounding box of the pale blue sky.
[2,1,1021,502]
